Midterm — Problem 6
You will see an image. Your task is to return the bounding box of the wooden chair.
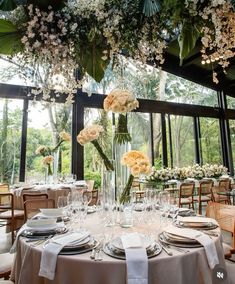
[85,180,95,191]
[23,193,48,203]
[193,180,213,214]
[178,182,195,209]
[83,190,99,206]
[24,198,55,220]
[0,253,14,280]
[206,202,235,249]
[0,184,10,204]
[211,186,230,204]
[0,193,24,243]
[219,178,231,191]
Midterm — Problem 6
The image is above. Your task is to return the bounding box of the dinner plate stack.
[44,232,98,255]
[158,231,202,248]
[174,216,218,230]
[103,234,162,259]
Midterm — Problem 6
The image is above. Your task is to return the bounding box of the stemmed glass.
[57,196,68,221]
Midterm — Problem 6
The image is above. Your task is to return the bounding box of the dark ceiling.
[160,39,235,99]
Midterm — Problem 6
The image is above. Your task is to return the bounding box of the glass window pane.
[200,118,222,164]
[26,102,72,183]
[169,115,195,167]
[227,95,235,109]
[0,98,23,184]
[152,113,162,168]
[230,120,235,169]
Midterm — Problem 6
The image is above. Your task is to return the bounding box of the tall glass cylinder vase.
[101,162,115,226]
[114,138,131,201]
[53,149,59,183]
[45,164,53,184]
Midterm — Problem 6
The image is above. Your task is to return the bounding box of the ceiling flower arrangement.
[0,0,234,101]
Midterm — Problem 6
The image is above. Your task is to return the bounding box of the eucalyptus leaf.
[141,0,161,17]
[0,33,23,55]
[0,19,17,32]
[178,22,200,65]
[27,0,66,10]
[75,42,110,83]
[0,0,17,11]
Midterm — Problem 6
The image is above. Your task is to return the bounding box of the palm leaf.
[75,41,110,83]
[27,0,66,10]
[178,21,200,65]
[141,0,161,17]
[0,0,17,11]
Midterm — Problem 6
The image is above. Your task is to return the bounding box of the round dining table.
[11,212,228,284]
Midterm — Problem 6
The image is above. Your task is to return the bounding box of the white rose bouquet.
[120,150,150,204]
[77,125,114,171]
[103,89,139,144]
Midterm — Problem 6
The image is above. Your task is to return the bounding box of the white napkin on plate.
[165,226,219,269]
[121,233,148,284]
[177,216,218,225]
[39,231,89,280]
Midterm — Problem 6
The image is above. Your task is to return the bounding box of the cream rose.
[35,146,47,155]
[59,130,71,142]
[42,155,54,166]
[77,125,104,145]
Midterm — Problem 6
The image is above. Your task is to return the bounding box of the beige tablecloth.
[11,214,228,284]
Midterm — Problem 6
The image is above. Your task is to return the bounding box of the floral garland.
[0,0,234,101]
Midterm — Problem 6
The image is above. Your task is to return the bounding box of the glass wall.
[0,98,23,184]
[169,115,195,167]
[230,120,235,169]
[200,118,222,164]
[25,101,72,183]
[152,113,162,168]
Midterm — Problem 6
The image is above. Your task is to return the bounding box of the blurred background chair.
[178,182,195,209]
[83,189,99,206]
[193,180,213,214]
[24,198,55,221]
[219,178,231,191]
[211,186,231,204]
[0,252,14,280]
[85,180,95,191]
[23,193,48,204]
[0,193,24,243]
[206,202,235,249]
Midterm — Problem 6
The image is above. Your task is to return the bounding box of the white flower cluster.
[77,125,104,145]
[147,163,228,182]
[103,89,139,113]
[199,1,235,83]
[20,4,79,103]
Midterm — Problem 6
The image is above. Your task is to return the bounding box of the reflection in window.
[229,120,235,169]
[0,99,23,184]
[200,118,222,164]
[26,102,72,183]
[169,115,195,167]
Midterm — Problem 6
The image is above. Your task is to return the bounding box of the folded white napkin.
[39,231,89,280]
[177,216,218,225]
[165,226,219,269]
[121,233,148,284]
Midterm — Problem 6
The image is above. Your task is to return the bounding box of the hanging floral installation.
[0,0,235,101]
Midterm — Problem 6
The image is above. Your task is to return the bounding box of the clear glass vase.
[45,164,53,184]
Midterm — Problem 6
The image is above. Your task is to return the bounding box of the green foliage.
[27,0,66,11]
[0,0,17,11]
[75,41,110,83]
[0,19,23,55]
[178,21,200,64]
[84,170,101,189]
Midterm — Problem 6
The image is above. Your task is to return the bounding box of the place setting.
[103,233,162,260]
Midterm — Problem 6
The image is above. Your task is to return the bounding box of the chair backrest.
[85,180,95,191]
[0,184,10,205]
[219,179,231,191]
[23,193,48,203]
[199,180,213,196]
[0,193,13,214]
[85,190,99,206]
[179,182,195,198]
[24,198,55,221]
[206,201,235,248]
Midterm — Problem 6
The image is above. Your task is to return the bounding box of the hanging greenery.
[0,0,234,102]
